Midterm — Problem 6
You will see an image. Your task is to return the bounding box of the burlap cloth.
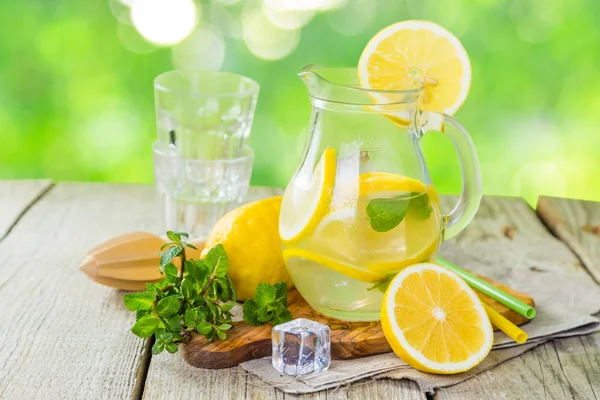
[240,240,600,394]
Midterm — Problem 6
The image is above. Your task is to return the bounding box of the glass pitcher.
[279,65,482,321]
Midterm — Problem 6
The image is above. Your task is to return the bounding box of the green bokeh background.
[2,0,599,205]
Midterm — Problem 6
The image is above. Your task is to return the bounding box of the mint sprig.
[366,192,433,232]
[123,231,236,355]
[243,282,292,326]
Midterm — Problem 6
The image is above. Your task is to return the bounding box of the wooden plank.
[434,334,600,399]
[0,182,161,399]
[0,179,53,239]
[537,196,600,284]
[434,196,600,399]
[331,379,423,400]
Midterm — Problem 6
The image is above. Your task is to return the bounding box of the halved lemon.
[282,248,386,283]
[358,20,471,115]
[381,263,493,374]
[280,148,337,245]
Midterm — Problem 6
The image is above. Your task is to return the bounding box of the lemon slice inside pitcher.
[280,148,337,245]
[309,172,441,277]
[358,20,471,115]
[282,248,385,284]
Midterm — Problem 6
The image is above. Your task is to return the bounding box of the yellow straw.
[482,303,528,344]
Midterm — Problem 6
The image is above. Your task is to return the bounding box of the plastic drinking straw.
[482,303,528,344]
[436,257,536,319]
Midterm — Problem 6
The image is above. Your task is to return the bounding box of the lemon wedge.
[358,20,471,115]
[280,148,337,245]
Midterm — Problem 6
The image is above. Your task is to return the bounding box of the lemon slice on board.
[282,248,386,283]
[358,20,471,115]
[381,263,493,374]
[280,148,337,245]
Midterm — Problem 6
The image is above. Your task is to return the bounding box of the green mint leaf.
[216,277,232,302]
[155,279,172,290]
[181,276,198,299]
[160,242,175,250]
[254,283,277,307]
[196,321,212,336]
[131,315,160,338]
[184,308,198,327]
[366,196,410,232]
[368,275,395,293]
[160,246,182,269]
[257,306,273,323]
[274,282,288,307]
[123,291,155,311]
[257,306,272,322]
[155,295,181,317]
[218,324,232,330]
[145,283,160,296]
[227,277,237,302]
[166,231,180,243]
[184,260,196,275]
[136,309,150,320]
[173,231,189,238]
[215,329,227,340]
[221,302,237,313]
[242,299,262,326]
[165,343,178,354]
[184,308,206,327]
[192,260,209,282]
[407,192,433,220]
[273,309,293,326]
[162,314,182,332]
[204,244,229,278]
[152,341,165,355]
[206,301,220,320]
[205,282,217,300]
[184,243,198,250]
[155,329,174,343]
[164,263,178,278]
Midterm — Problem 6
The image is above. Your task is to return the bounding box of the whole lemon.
[201,196,293,300]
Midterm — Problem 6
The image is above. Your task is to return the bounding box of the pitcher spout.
[298,64,331,101]
[297,64,422,106]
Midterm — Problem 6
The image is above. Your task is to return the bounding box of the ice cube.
[272,318,331,376]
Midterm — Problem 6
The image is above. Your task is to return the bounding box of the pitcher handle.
[425,113,482,240]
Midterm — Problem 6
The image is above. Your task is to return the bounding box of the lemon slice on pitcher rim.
[358,20,471,115]
[280,148,337,245]
[282,248,386,283]
[381,263,493,374]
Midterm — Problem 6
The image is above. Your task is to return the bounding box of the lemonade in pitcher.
[279,21,482,321]
[281,147,444,321]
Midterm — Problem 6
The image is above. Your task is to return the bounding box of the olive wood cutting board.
[181,273,535,369]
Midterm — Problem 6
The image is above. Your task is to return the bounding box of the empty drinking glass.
[153,71,259,239]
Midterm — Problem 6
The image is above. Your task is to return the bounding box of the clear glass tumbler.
[154,70,259,159]
[153,70,259,239]
[153,142,254,240]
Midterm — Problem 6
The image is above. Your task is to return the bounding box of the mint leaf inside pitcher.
[366,192,433,232]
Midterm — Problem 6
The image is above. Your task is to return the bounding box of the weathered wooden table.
[1,180,599,399]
